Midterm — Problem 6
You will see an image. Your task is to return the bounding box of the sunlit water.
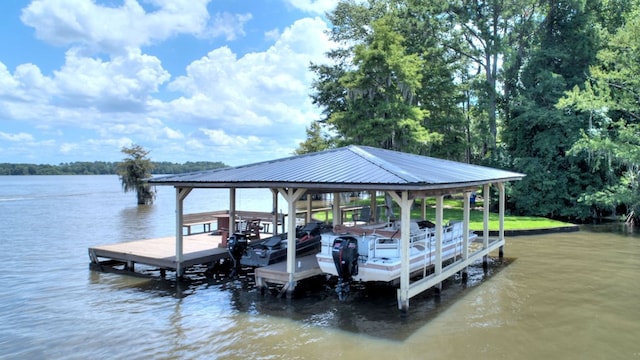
[0,175,639,359]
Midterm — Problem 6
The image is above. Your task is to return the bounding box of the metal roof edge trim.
[147,176,523,190]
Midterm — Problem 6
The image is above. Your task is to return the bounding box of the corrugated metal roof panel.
[149,145,525,189]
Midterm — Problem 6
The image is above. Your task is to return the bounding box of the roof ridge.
[348,145,423,183]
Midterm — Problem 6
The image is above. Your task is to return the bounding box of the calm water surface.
[0,175,639,359]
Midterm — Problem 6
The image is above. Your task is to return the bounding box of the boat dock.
[88,227,325,291]
[88,233,228,276]
[254,255,324,296]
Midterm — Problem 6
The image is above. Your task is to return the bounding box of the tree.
[117,144,156,205]
[446,0,507,155]
[500,0,601,220]
[295,121,334,155]
[558,4,640,222]
[395,0,471,160]
[308,3,445,154]
[331,16,440,151]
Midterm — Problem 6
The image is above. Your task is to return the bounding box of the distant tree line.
[0,161,228,175]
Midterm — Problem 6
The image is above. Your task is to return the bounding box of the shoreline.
[475,224,581,237]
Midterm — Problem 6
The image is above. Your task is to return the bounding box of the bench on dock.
[183,211,224,235]
[182,210,285,235]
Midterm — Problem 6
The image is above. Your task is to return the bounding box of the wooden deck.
[254,254,324,296]
[88,233,228,275]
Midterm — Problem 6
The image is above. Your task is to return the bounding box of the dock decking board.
[254,255,324,291]
[88,233,228,272]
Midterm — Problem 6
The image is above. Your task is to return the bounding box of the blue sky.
[0,0,338,166]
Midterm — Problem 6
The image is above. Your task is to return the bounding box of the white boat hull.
[316,221,477,284]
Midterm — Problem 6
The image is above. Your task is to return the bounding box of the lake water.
[0,175,639,359]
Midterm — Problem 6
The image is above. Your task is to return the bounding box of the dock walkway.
[88,233,227,276]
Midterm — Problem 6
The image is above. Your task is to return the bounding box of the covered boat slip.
[144,145,524,311]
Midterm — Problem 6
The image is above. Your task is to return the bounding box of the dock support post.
[278,187,306,295]
[306,194,312,224]
[369,191,377,223]
[462,191,471,280]
[498,182,505,259]
[435,194,444,289]
[175,187,192,278]
[332,192,341,226]
[390,191,413,312]
[482,183,491,269]
[270,188,279,235]
[229,188,236,232]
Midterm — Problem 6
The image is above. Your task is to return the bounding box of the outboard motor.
[331,236,358,300]
[227,233,249,277]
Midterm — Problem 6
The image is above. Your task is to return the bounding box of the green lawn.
[420,207,571,231]
[310,199,573,231]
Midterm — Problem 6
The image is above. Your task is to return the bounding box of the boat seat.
[240,219,261,240]
[262,234,286,249]
[352,206,372,224]
[374,248,399,258]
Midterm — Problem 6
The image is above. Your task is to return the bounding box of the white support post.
[306,194,312,223]
[434,195,444,291]
[270,188,279,234]
[229,188,236,232]
[498,182,505,258]
[175,187,192,278]
[388,191,413,311]
[421,196,427,220]
[278,187,306,296]
[332,192,341,226]
[462,191,471,279]
[483,183,491,268]
[369,191,376,223]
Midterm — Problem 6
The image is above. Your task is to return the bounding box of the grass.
[310,198,573,231]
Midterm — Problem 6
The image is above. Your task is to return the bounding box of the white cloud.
[201,128,260,146]
[0,46,170,119]
[0,131,35,142]
[52,48,170,112]
[59,142,79,154]
[166,17,334,140]
[20,0,212,54]
[163,127,184,139]
[265,28,281,42]
[2,2,337,165]
[285,0,338,14]
[205,12,253,41]
[0,62,55,102]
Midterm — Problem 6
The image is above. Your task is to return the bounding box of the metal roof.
[149,145,525,192]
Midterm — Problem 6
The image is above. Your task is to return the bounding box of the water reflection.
[118,205,159,241]
[88,255,512,342]
[582,222,640,236]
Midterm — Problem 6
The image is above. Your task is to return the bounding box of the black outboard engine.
[331,236,358,300]
[227,233,249,277]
